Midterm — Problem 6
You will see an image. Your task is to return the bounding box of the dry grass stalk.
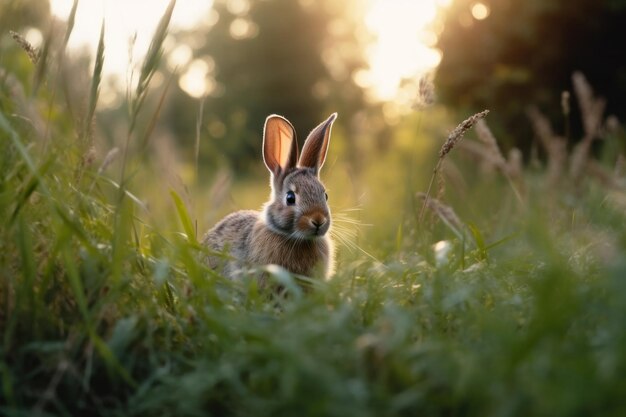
[572,71,606,139]
[416,192,466,240]
[547,141,567,186]
[474,120,525,201]
[120,0,176,195]
[475,119,507,169]
[415,74,436,109]
[586,160,625,191]
[458,140,507,171]
[10,31,40,64]
[82,146,96,167]
[204,168,234,224]
[615,154,625,179]
[526,105,567,185]
[507,148,523,181]
[457,138,525,203]
[440,110,489,158]
[605,115,621,135]
[570,72,606,181]
[439,159,469,200]
[526,106,556,149]
[98,147,120,175]
[436,165,446,202]
[418,110,489,226]
[561,91,571,117]
[87,147,121,194]
[208,169,233,209]
[569,141,593,182]
[561,90,571,140]
[0,68,46,137]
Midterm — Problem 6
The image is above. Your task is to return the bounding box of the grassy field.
[2,7,626,417]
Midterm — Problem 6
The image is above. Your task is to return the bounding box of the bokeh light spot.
[471,3,490,20]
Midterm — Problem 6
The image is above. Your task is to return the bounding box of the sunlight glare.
[167,44,193,71]
[364,0,448,100]
[179,59,217,98]
[49,0,213,82]
[49,0,449,103]
[24,28,44,49]
[229,18,259,40]
[471,3,490,20]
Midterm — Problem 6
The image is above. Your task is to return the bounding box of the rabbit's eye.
[325,192,328,201]
[286,190,296,206]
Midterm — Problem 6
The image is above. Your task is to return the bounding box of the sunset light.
[363,0,449,100]
[49,0,212,80]
[7,0,625,413]
[48,0,449,102]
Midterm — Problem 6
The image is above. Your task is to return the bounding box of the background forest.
[2,0,626,415]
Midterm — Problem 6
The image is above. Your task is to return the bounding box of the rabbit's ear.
[299,113,337,172]
[263,115,298,175]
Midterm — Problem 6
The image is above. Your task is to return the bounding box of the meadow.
[2,4,626,416]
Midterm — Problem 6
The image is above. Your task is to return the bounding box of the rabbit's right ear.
[263,115,298,175]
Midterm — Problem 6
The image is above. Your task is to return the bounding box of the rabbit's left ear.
[263,115,298,175]
[299,113,337,173]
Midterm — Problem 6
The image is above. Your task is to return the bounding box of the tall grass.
[2,5,626,417]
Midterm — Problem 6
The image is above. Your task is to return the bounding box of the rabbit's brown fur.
[203,114,337,281]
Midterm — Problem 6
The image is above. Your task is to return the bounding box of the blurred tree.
[0,0,50,32]
[165,0,371,176]
[436,0,626,150]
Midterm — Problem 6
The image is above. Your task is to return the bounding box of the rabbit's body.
[203,114,337,281]
[203,208,333,279]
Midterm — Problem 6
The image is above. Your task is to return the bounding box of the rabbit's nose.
[312,219,324,228]
[302,211,328,235]
[311,217,327,230]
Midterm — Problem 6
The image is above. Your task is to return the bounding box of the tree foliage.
[436,0,626,148]
[0,0,50,32]
[165,0,369,175]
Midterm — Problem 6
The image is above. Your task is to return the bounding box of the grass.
[2,5,626,417]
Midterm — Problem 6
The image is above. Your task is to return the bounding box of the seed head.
[415,74,436,109]
[10,31,39,64]
[439,110,489,158]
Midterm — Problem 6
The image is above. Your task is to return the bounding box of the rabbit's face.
[266,167,330,239]
[261,113,337,240]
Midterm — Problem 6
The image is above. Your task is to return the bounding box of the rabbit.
[202,113,337,282]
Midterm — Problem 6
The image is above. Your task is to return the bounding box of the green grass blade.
[262,264,304,300]
[16,215,37,326]
[61,248,137,388]
[395,222,403,252]
[111,198,135,284]
[130,0,176,131]
[467,222,488,261]
[485,231,520,251]
[83,19,105,143]
[10,155,55,223]
[195,99,205,183]
[32,24,55,95]
[170,189,197,244]
[62,0,80,49]
[140,70,175,152]
[60,246,90,320]
[0,112,50,197]
[0,362,16,408]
